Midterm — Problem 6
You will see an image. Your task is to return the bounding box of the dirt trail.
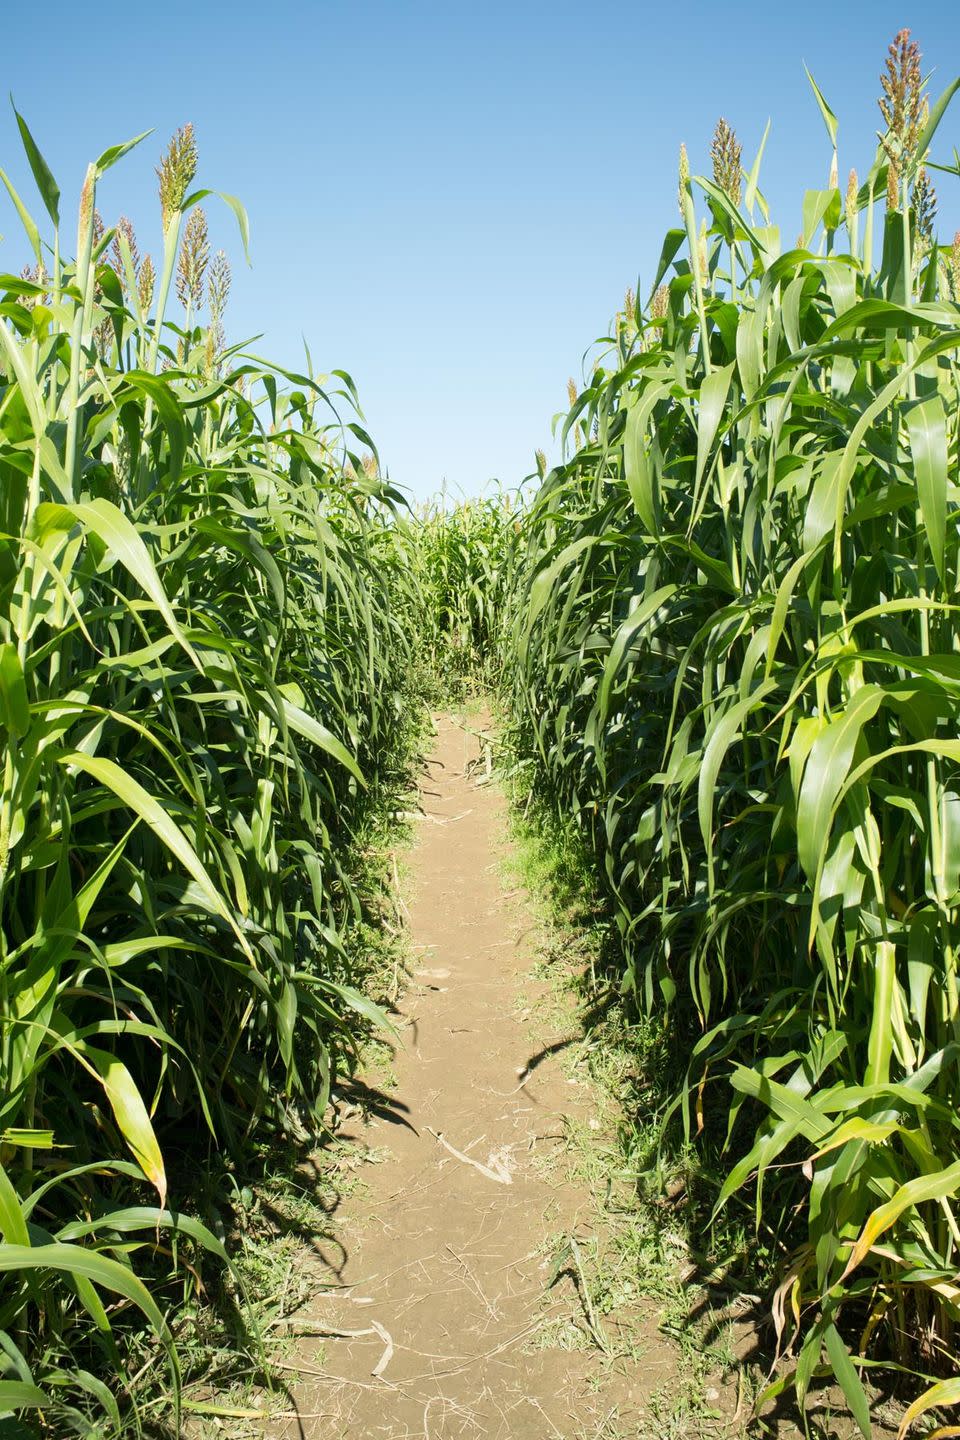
[268,711,661,1439]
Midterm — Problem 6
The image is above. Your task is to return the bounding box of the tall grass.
[493,31,960,1436]
[413,486,518,695]
[0,117,416,1431]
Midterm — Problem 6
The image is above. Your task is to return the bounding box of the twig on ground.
[569,1234,612,1355]
[267,1320,394,1378]
[426,1126,514,1184]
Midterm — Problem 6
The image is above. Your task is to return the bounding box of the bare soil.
[234,708,905,1440]
[259,710,693,1438]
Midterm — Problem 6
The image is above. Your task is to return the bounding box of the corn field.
[413,487,518,693]
[6,25,960,1440]
[0,118,418,1431]
[486,32,960,1438]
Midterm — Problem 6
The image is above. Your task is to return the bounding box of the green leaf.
[865,940,896,1087]
[694,176,767,252]
[805,66,839,151]
[648,229,684,296]
[0,306,45,437]
[60,752,249,958]
[0,1242,179,1409]
[823,1323,871,1440]
[276,694,365,787]
[698,682,777,890]
[10,98,59,226]
[744,119,771,215]
[796,686,886,882]
[183,188,251,264]
[117,371,187,483]
[94,129,153,176]
[694,364,735,496]
[802,188,842,243]
[0,643,30,737]
[323,982,397,1037]
[915,77,960,167]
[623,378,672,531]
[58,1206,230,1263]
[597,585,677,727]
[35,498,199,666]
[525,537,598,635]
[623,400,656,531]
[0,166,41,263]
[0,1381,48,1410]
[906,394,948,586]
[0,1163,30,1246]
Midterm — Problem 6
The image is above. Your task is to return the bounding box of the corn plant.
[0,115,416,1432]
[501,31,960,1436]
[412,485,519,693]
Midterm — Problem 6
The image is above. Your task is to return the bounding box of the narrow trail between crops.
[267,710,662,1439]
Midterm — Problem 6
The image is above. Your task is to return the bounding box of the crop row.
[0,119,417,1431]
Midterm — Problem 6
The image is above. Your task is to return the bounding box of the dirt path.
[266,711,666,1439]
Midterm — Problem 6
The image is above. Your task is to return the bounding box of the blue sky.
[2,2,959,499]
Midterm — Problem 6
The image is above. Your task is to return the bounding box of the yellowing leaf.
[843,1160,960,1282]
[899,1378,960,1439]
[84,1047,166,1207]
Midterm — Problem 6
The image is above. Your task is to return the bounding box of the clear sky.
[2,2,959,500]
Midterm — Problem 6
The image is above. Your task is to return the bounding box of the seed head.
[94,315,113,360]
[204,248,231,370]
[138,253,156,314]
[710,118,743,207]
[112,216,140,296]
[204,326,222,371]
[567,377,578,409]
[207,248,231,325]
[886,156,900,213]
[91,215,112,357]
[157,123,198,227]
[535,448,547,479]
[651,284,669,321]
[19,260,49,311]
[91,211,109,302]
[361,452,379,478]
[912,166,937,247]
[879,29,925,177]
[176,206,209,311]
[678,143,690,214]
[78,165,95,253]
[845,169,858,234]
[19,262,36,302]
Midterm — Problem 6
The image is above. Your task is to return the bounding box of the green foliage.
[0,120,416,1430]
[498,35,960,1437]
[412,488,518,696]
